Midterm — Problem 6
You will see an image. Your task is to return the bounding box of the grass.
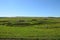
[0,25,60,38]
[0,17,60,40]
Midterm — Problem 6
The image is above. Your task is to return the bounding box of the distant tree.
[31,19,37,21]
[6,21,13,26]
[0,20,8,22]
[43,18,48,20]
[17,20,25,22]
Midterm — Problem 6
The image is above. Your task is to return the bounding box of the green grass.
[0,17,60,40]
[0,25,60,38]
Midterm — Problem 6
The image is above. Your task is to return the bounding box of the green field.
[0,17,60,40]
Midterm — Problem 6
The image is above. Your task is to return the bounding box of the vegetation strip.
[0,17,60,40]
[0,37,60,40]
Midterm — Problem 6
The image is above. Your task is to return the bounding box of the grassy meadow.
[0,17,60,40]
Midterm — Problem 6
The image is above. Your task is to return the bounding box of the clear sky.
[0,0,60,17]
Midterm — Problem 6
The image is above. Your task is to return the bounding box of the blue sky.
[0,0,60,17]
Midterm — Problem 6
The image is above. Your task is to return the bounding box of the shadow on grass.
[0,37,60,40]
